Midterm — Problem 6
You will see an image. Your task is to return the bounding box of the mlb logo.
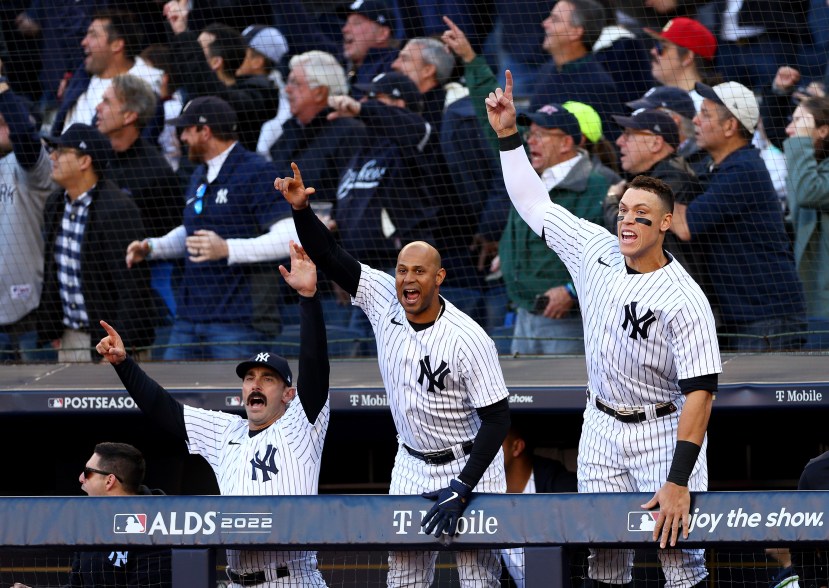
[628,511,658,532]
[113,513,147,534]
[48,398,63,408]
[226,396,242,407]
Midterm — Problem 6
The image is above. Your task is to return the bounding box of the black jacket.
[107,137,183,237]
[270,109,368,203]
[38,180,156,351]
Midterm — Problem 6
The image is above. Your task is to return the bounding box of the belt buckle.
[421,450,447,464]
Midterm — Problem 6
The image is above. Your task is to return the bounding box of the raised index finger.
[290,161,303,184]
[504,69,514,102]
[99,319,118,338]
[442,15,460,33]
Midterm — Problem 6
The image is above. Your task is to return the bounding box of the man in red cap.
[645,17,718,112]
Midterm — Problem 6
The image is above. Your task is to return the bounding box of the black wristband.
[667,440,701,487]
[498,132,523,151]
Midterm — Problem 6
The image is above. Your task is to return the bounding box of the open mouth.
[402,288,420,304]
[246,392,267,407]
[621,229,637,244]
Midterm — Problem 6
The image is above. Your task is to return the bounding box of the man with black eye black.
[488,70,722,588]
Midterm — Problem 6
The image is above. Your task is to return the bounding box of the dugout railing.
[1,492,827,587]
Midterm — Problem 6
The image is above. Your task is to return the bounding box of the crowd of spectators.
[0,0,827,360]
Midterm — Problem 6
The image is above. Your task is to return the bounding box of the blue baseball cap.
[236,352,293,386]
[338,0,393,27]
[43,123,114,174]
[517,103,582,144]
[613,108,680,150]
[627,86,696,121]
[355,72,423,112]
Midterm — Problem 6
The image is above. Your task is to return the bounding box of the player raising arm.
[274,163,511,587]
[96,241,330,587]
[487,71,721,588]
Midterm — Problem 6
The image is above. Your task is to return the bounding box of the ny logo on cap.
[255,352,270,362]
[538,104,560,115]
[198,116,207,123]
[79,141,87,149]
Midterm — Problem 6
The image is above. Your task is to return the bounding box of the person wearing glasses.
[644,17,719,113]
[499,103,607,355]
[37,123,155,362]
[11,442,171,588]
[125,96,298,360]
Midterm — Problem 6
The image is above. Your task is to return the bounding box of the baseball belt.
[227,565,289,586]
[403,441,474,465]
[593,395,677,424]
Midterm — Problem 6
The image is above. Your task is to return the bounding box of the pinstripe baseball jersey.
[354,264,509,452]
[538,202,722,407]
[182,394,329,573]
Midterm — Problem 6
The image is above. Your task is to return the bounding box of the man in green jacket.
[499,104,608,355]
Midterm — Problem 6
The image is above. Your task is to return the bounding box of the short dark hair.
[803,96,829,162]
[203,24,246,77]
[93,9,143,60]
[565,0,608,50]
[714,102,753,142]
[94,442,146,494]
[628,175,674,213]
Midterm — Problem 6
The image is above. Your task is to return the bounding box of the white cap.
[695,81,759,133]
[242,25,289,66]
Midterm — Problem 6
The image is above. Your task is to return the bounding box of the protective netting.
[0,0,826,361]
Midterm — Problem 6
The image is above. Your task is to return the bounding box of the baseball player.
[274,163,511,587]
[486,72,722,588]
[96,242,330,587]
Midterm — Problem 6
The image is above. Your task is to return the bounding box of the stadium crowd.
[0,0,827,361]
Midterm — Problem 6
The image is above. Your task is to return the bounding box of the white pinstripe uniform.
[501,145,722,588]
[183,393,330,587]
[354,263,509,588]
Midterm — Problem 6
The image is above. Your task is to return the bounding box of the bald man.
[276,163,511,587]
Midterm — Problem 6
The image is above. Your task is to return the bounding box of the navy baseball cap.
[356,72,423,112]
[43,123,113,172]
[627,86,696,121]
[338,0,393,27]
[517,103,582,144]
[613,108,680,150]
[168,96,239,134]
[236,352,293,386]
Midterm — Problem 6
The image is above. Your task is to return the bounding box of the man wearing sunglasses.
[125,96,299,360]
[644,17,718,113]
[11,442,171,588]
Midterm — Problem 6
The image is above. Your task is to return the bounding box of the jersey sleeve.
[459,331,510,408]
[353,262,397,328]
[182,405,243,470]
[668,291,723,380]
[500,138,614,283]
[282,393,330,466]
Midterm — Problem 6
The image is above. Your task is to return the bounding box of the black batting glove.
[420,478,473,537]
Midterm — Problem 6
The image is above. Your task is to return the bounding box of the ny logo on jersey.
[622,302,657,340]
[418,356,451,392]
[215,188,228,204]
[108,551,128,567]
[250,444,279,482]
